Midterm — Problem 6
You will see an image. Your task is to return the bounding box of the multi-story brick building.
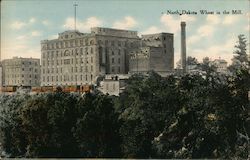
[40,27,174,86]
[40,28,141,86]
[1,57,40,87]
[129,33,174,75]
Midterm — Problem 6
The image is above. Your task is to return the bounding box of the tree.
[187,56,199,66]
[152,72,249,159]
[229,34,249,72]
[0,94,30,157]
[200,57,216,74]
[73,93,121,158]
[119,71,183,158]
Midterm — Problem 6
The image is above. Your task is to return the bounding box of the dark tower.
[181,22,186,73]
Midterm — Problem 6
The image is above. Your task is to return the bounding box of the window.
[118,58,120,64]
[75,48,78,55]
[90,40,94,45]
[105,40,108,45]
[64,59,70,65]
[80,48,83,55]
[112,58,115,64]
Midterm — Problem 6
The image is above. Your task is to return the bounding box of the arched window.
[90,40,94,45]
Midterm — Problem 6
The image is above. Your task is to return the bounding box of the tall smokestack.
[181,21,186,73]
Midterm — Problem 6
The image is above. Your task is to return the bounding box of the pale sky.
[1,0,249,66]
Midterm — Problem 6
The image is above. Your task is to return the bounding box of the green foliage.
[73,93,121,158]
[0,94,30,157]
[0,92,122,158]
[187,56,199,66]
[0,69,249,158]
[200,57,217,74]
[152,69,250,159]
[229,34,249,72]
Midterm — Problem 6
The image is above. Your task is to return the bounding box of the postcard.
[0,0,249,159]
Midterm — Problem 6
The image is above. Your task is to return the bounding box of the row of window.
[111,58,121,64]
[5,68,38,72]
[5,80,38,85]
[5,74,39,78]
[43,39,95,50]
[142,36,170,41]
[42,74,94,82]
[42,48,95,58]
[105,83,117,91]
[42,57,95,66]
[43,39,138,50]
[111,66,121,73]
[3,61,39,66]
[42,66,94,74]
[42,47,125,59]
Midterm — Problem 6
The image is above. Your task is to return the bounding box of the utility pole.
[73,3,78,31]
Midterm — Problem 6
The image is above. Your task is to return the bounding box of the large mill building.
[40,27,174,86]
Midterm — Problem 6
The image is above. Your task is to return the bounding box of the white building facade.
[1,57,40,87]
